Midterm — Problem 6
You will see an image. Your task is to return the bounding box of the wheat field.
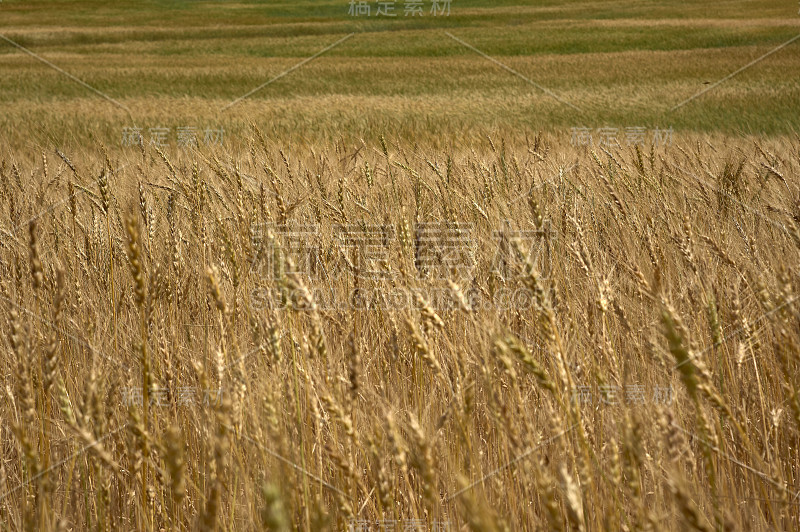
[0,131,798,530]
[2,0,800,530]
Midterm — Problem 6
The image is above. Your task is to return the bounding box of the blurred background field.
[1,0,799,150]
